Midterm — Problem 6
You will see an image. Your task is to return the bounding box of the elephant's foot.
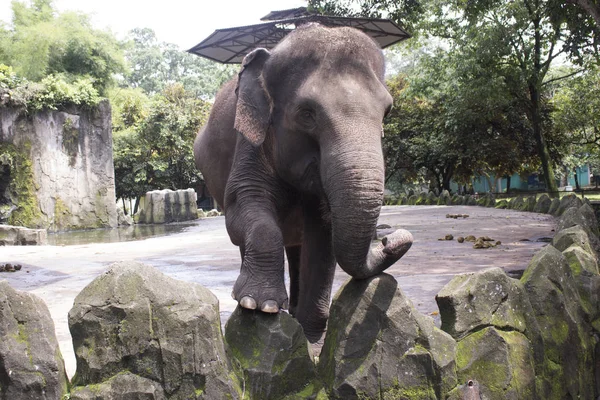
[232,271,288,313]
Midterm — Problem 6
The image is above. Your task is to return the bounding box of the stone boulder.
[426,191,438,205]
[0,224,47,245]
[521,246,596,399]
[436,268,538,339]
[408,194,418,205]
[436,268,542,399]
[439,190,451,205]
[454,327,536,399]
[547,197,560,215]
[509,195,523,210]
[68,261,241,399]
[116,208,133,226]
[137,188,199,224]
[0,281,68,399]
[557,203,600,237]
[494,199,509,209]
[555,194,583,216]
[553,225,599,257]
[319,274,457,399]
[70,372,166,400]
[533,194,552,214]
[224,307,316,399]
[451,194,464,205]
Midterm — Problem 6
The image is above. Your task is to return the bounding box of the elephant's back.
[194,79,238,210]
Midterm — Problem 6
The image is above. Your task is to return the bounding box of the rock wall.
[0,199,598,399]
[137,189,198,224]
[0,102,117,231]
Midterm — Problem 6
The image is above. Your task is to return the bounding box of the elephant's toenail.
[261,300,279,313]
[240,296,257,310]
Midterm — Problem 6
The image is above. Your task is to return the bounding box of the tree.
[312,0,600,196]
[124,28,237,99]
[0,0,125,94]
[112,84,210,212]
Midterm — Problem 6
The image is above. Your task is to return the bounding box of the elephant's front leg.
[294,200,336,344]
[226,198,288,313]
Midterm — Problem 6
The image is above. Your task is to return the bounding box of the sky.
[0,0,308,50]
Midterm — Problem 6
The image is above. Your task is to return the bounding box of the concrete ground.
[1,205,556,378]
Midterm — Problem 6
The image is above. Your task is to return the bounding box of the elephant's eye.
[297,108,316,129]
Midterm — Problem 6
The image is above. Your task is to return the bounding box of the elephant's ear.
[234,48,271,147]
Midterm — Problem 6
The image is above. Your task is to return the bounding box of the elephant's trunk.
[322,129,412,279]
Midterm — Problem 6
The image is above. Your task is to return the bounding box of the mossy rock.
[319,274,457,399]
[555,194,583,217]
[495,199,509,209]
[436,268,537,340]
[533,194,552,214]
[553,225,597,257]
[70,372,166,399]
[455,327,536,399]
[508,195,523,210]
[426,191,438,205]
[547,197,560,215]
[408,195,418,205]
[69,261,241,399]
[558,204,600,237]
[521,246,596,399]
[0,142,43,228]
[0,282,69,400]
[451,194,464,205]
[224,306,315,400]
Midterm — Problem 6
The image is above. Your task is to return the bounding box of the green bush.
[0,65,100,111]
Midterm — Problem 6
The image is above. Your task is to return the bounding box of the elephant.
[194,22,413,343]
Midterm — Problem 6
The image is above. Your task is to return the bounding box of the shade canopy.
[188,8,410,64]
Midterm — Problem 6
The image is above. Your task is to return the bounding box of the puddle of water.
[47,221,200,246]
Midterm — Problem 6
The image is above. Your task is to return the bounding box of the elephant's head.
[234,24,411,278]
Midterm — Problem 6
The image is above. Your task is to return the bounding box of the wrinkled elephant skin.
[193,23,413,342]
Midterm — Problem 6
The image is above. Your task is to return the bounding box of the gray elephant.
[194,23,412,343]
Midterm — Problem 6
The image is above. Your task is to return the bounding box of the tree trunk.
[574,168,580,190]
[133,196,141,215]
[506,176,512,192]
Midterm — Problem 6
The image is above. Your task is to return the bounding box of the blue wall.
[452,165,590,193]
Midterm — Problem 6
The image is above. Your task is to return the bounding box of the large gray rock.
[319,274,457,399]
[68,261,240,399]
[547,197,560,215]
[454,327,536,400]
[116,208,133,226]
[558,204,600,237]
[224,307,315,400]
[0,102,118,231]
[555,194,583,216]
[137,189,199,224]
[436,268,537,338]
[553,225,598,257]
[521,246,596,399]
[0,224,47,245]
[533,194,552,214]
[70,372,166,400]
[0,281,68,399]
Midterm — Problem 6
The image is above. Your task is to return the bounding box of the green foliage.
[0,0,126,94]
[0,64,101,111]
[112,84,210,202]
[123,28,237,99]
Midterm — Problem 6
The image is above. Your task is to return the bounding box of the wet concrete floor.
[1,205,556,378]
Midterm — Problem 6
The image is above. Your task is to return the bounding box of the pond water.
[47,220,202,246]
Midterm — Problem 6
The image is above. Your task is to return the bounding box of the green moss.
[1,141,43,228]
[53,197,74,231]
[381,385,436,399]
